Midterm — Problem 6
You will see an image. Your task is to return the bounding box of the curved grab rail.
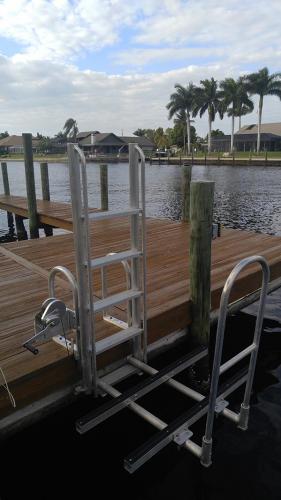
[201,255,270,466]
[48,265,81,360]
[48,265,79,315]
[101,253,132,326]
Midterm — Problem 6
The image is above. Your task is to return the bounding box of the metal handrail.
[201,255,270,466]
[135,145,147,361]
[101,253,132,326]
[68,143,97,394]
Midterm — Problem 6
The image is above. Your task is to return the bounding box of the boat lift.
[23,144,270,472]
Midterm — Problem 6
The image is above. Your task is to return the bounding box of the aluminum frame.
[67,143,147,394]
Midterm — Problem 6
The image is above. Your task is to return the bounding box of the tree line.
[166,67,281,154]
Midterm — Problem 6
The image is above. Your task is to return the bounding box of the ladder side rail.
[135,145,147,362]
[75,145,97,393]
[201,255,270,466]
[67,144,96,394]
[129,143,142,359]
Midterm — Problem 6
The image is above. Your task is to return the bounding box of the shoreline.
[2,156,281,167]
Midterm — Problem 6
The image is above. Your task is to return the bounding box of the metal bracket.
[174,427,193,445]
[215,399,229,414]
[212,222,221,240]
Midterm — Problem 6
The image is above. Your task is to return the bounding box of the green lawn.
[182,151,281,159]
[0,153,67,162]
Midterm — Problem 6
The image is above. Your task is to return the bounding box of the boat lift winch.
[23,144,270,472]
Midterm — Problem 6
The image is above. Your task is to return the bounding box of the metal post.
[190,181,214,346]
[129,143,142,359]
[99,164,108,211]
[1,162,14,233]
[67,144,96,394]
[22,133,39,238]
[182,164,192,222]
[40,162,53,236]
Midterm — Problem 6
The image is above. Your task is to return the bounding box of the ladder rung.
[93,290,142,313]
[96,327,143,355]
[89,250,142,269]
[88,208,141,221]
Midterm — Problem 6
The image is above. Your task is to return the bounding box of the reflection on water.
[1,161,281,235]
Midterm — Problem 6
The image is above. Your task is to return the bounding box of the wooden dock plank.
[0,194,94,231]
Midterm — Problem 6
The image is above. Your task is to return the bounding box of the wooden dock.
[2,196,281,426]
[0,194,96,231]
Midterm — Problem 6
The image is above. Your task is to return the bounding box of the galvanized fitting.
[238,403,250,430]
[200,436,213,467]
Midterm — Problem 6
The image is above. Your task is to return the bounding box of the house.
[0,135,40,154]
[77,131,125,156]
[118,136,155,154]
[77,131,155,156]
[211,122,281,152]
[235,123,281,151]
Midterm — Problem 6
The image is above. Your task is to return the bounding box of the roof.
[76,131,100,139]
[79,132,125,147]
[0,135,39,147]
[119,136,155,147]
[236,122,281,137]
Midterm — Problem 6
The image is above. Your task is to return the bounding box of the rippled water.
[1,161,281,235]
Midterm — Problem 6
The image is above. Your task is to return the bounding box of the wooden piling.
[23,133,39,238]
[100,164,108,211]
[182,164,192,222]
[15,214,28,240]
[40,162,53,236]
[189,181,215,346]
[1,162,14,233]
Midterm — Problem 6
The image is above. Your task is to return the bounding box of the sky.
[0,0,280,138]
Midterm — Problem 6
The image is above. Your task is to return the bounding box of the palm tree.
[167,83,195,154]
[220,78,238,153]
[63,118,79,140]
[192,78,224,153]
[220,77,253,153]
[236,76,254,130]
[245,67,281,152]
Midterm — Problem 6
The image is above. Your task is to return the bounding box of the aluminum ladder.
[67,143,147,395]
[76,255,269,473]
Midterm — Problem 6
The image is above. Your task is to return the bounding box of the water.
[2,161,281,235]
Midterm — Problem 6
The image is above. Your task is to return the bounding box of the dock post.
[190,181,215,347]
[204,153,207,165]
[40,162,53,236]
[1,161,14,233]
[100,164,108,211]
[182,163,192,222]
[23,133,39,238]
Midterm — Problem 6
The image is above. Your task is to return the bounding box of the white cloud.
[1,53,280,139]
[0,0,144,61]
[0,0,280,138]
